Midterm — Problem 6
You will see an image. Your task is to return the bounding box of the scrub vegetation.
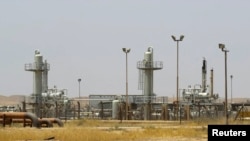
[0,118,249,141]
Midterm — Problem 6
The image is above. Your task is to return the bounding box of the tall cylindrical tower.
[210,68,214,97]
[25,50,50,117]
[137,47,163,120]
[201,58,207,92]
[144,48,154,100]
[42,59,49,93]
[34,51,43,97]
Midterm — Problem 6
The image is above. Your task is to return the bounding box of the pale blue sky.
[0,0,249,99]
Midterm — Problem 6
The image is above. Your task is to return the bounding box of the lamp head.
[122,48,131,53]
[78,78,81,82]
[218,43,225,50]
[171,35,176,41]
[127,48,131,53]
[180,35,184,41]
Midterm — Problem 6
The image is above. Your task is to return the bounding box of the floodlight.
[219,44,225,50]
[127,48,131,53]
[180,35,184,41]
[171,35,176,41]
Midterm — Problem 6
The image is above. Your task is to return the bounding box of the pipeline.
[38,118,53,127]
[0,118,53,128]
[0,112,40,128]
[0,116,63,128]
[41,118,64,127]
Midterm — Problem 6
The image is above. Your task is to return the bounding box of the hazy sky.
[0,0,250,99]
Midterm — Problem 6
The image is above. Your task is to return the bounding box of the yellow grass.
[0,118,249,141]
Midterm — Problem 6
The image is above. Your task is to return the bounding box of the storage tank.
[112,100,120,119]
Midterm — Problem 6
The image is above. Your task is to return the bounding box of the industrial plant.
[0,47,250,128]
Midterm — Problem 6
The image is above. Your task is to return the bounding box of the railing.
[137,61,163,70]
[25,63,50,71]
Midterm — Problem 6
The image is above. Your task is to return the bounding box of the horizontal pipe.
[38,118,53,127]
[0,112,26,118]
[0,117,62,128]
[0,112,40,128]
[0,118,53,127]
[0,112,63,127]
[0,119,29,123]
[41,118,64,127]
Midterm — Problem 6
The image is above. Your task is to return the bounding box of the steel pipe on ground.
[0,112,40,128]
[0,118,53,128]
[41,118,64,127]
[38,118,53,127]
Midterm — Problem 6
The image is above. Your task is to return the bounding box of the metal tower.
[201,58,207,93]
[137,47,163,120]
[25,50,50,117]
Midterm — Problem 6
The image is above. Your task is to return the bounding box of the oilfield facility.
[1,47,250,128]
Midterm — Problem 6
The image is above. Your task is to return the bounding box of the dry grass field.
[0,118,249,141]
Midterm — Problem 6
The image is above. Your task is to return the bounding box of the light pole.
[230,75,233,104]
[122,48,130,120]
[171,35,184,123]
[78,78,81,98]
[218,43,229,125]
